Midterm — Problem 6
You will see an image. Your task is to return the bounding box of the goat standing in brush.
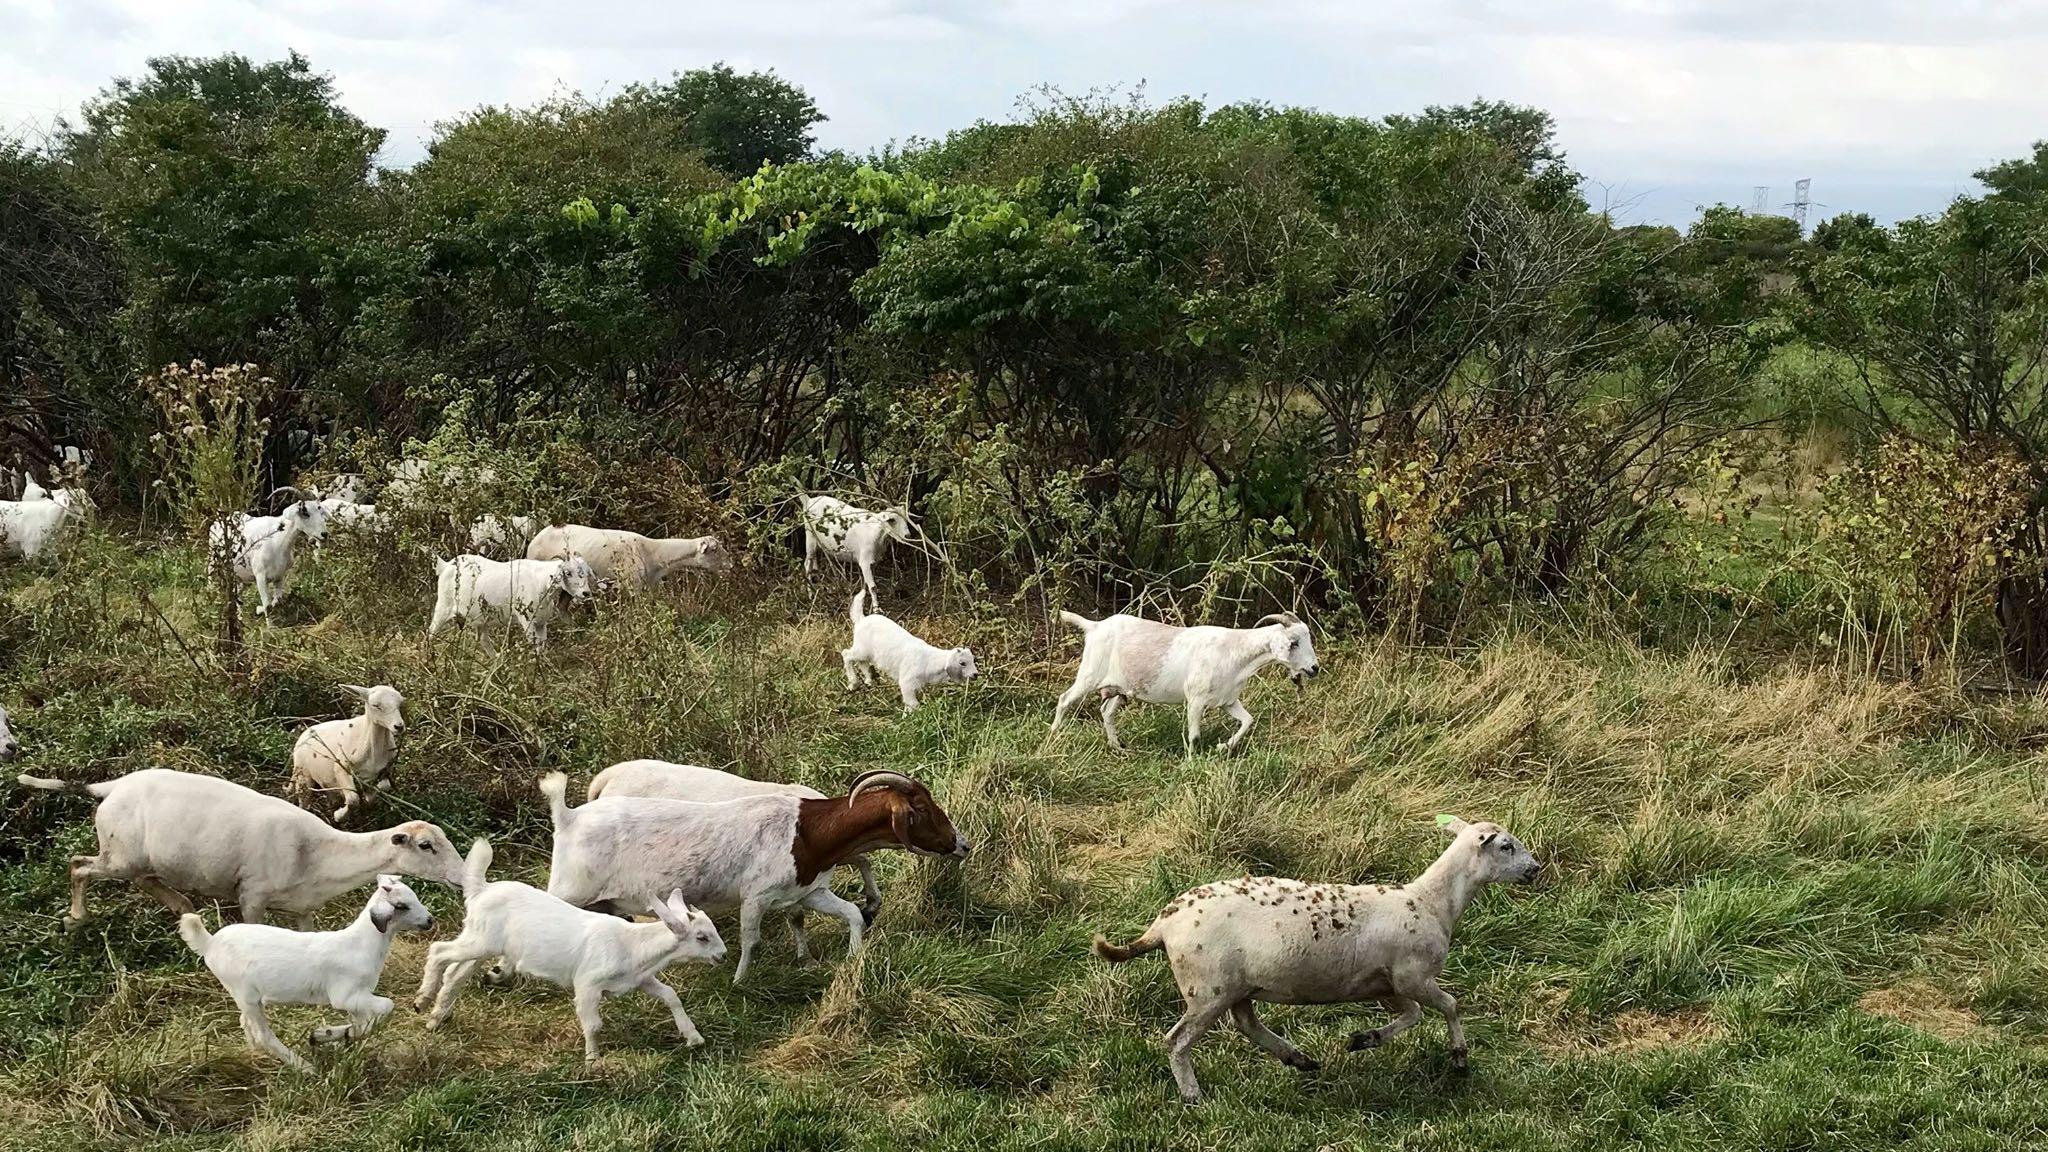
[1093,815,1540,1102]
[290,684,406,822]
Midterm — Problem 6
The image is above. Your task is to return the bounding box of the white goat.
[539,769,969,983]
[428,553,594,649]
[0,703,20,762]
[1050,609,1320,755]
[841,590,977,712]
[1094,815,1542,1102]
[801,495,911,601]
[0,488,83,562]
[586,758,884,931]
[467,513,539,556]
[179,876,434,1070]
[277,484,384,534]
[527,523,731,589]
[414,840,725,1062]
[291,684,407,822]
[15,767,464,926]
[207,496,329,614]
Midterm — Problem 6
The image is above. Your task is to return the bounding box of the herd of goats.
[1,463,1542,1103]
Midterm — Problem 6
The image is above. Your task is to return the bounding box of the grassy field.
[3,525,2046,1150]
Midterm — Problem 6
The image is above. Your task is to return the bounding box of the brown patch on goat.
[1857,982,1982,1041]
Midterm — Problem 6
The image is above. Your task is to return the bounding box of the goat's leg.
[857,556,878,602]
[789,912,811,961]
[132,875,195,915]
[804,531,818,574]
[851,856,881,922]
[295,912,317,931]
[1403,977,1467,1070]
[639,978,704,1047]
[1230,1000,1318,1071]
[252,571,271,616]
[1099,692,1128,751]
[841,649,862,691]
[333,778,360,823]
[413,939,459,1011]
[735,897,766,984]
[66,855,107,924]
[898,678,921,713]
[425,952,494,1028]
[1221,700,1256,752]
[799,887,865,958]
[1347,997,1421,1051]
[1184,698,1207,758]
[1164,996,1231,1103]
[573,982,607,1063]
[237,996,311,1070]
[314,992,392,1045]
[237,890,271,925]
[1049,679,1093,738]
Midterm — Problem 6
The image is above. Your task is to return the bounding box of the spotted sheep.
[1092,815,1541,1102]
[801,494,912,602]
[1050,609,1320,755]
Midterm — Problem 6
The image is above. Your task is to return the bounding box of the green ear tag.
[1435,813,1457,828]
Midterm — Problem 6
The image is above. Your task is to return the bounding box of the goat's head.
[343,683,407,738]
[881,509,913,543]
[695,535,733,571]
[1436,815,1542,886]
[0,704,20,762]
[367,875,436,935]
[949,646,979,684]
[650,889,727,965]
[384,821,466,885]
[1255,612,1319,683]
[556,555,596,602]
[847,770,971,859]
[276,492,330,542]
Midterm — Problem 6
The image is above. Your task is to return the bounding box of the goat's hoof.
[1449,1047,1469,1073]
[1288,1055,1321,1073]
[1347,1030,1381,1051]
[860,904,880,928]
[681,1033,705,1049]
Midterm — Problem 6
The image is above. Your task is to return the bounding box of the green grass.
[3,524,2045,1150]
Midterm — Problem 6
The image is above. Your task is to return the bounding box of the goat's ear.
[1478,831,1498,847]
[371,904,394,933]
[390,831,410,846]
[1435,814,1469,836]
[650,890,690,933]
[341,684,371,699]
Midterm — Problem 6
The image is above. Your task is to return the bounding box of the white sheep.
[539,769,968,983]
[178,875,434,1070]
[291,684,407,822]
[428,553,595,649]
[801,495,911,601]
[15,767,464,926]
[467,513,539,556]
[0,488,83,562]
[1093,815,1541,1101]
[207,496,330,615]
[585,758,885,941]
[0,703,20,762]
[1050,609,1320,755]
[413,840,726,1063]
[841,590,977,712]
[527,523,731,589]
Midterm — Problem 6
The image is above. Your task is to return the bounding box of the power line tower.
[1784,179,1812,232]
[1752,185,1771,213]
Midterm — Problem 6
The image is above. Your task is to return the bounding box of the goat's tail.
[1092,927,1164,963]
[538,771,571,829]
[584,763,615,802]
[16,773,104,798]
[850,588,867,625]
[1058,610,1096,634]
[177,913,212,957]
[461,838,494,900]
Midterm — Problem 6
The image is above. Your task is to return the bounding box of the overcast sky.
[5,0,2044,227]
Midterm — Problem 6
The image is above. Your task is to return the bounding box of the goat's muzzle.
[0,742,19,762]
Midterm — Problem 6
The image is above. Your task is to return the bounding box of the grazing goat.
[801,495,911,601]
[291,684,407,822]
[0,488,83,562]
[276,484,384,535]
[15,768,464,926]
[540,769,968,983]
[1051,609,1319,755]
[414,840,725,1062]
[527,523,730,589]
[841,590,977,712]
[0,703,20,761]
[467,513,539,556]
[179,876,434,1070]
[1093,815,1541,1102]
[586,758,884,937]
[208,496,329,614]
[428,553,594,649]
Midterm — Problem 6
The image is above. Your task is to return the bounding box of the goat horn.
[1254,611,1302,628]
[847,770,918,807]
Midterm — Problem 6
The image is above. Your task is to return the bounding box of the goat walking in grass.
[180,876,433,1070]
[841,590,977,712]
[1093,815,1541,1102]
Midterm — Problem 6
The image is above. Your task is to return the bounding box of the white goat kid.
[208,496,330,614]
[179,876,434,1070]
[0,702,21,761]
[527,523,731,589]
[0,488,84,562]
[428,553,594,649]
[801,495,911,601]
[467,513,539,556]
[1051,609,1319,755]
[1093,815,1541,1102]
[291,684,406,822]
[841,590,976,712]
[414,840,725,1063]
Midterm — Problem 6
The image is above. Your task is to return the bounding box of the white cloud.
[1,0,2043,223]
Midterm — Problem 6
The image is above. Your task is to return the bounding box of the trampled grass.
[3,528,2046,1150]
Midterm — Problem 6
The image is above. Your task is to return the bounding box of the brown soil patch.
[1857,981,1982,1041]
